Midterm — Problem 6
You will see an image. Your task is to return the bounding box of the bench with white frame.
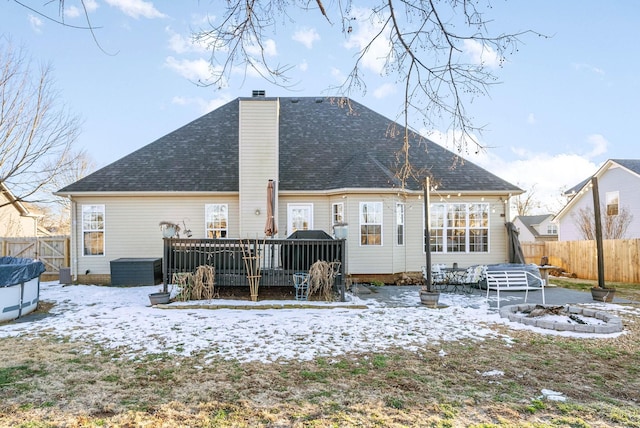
[485,270,545,309]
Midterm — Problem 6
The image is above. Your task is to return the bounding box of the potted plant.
[591,286,615,302]
[159,221,180,238]
[420,272,440,308]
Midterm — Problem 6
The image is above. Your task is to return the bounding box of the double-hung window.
[360,202,382,245]
[467,203,489,252]
[205,204,228,238]
[332,202,344,227]
[606,191,619,216]
[427,203,489,253]
[82,204,105,256]
[396,203,405,246]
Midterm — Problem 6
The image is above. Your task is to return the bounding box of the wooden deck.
[162,237,346,300]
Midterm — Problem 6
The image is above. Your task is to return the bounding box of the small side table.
[537,265,558,284]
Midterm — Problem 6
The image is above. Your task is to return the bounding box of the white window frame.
[546,223,558,235]
[332,202,344,227]
[425,202,489,253]
[359,202,383,246]
[82,204,105,256]
[205,204,228,238]
[287,203,314,235]
[606,191,619,216]
[396,202,405,246]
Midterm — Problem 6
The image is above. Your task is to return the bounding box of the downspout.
[70,198,77,281]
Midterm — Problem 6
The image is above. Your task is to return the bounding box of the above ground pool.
[0,256,46,322]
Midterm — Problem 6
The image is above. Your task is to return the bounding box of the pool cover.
[0,257,46,287]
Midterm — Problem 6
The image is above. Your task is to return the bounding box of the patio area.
[351,283,635,309]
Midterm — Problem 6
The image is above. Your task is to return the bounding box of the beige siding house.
[57,95,521,284]
[0,182,42,238]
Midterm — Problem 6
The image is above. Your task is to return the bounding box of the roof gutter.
[53,191,239,198]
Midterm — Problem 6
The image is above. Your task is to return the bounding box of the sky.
[2,1,639,214]
[0,282,631,364]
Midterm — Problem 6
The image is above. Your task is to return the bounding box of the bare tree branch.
[573,205,633,240]
[0,40,82,208]
[21,1,544,189]
[187,0,543,186]
[513,184,542,216]
[11,0,117,56]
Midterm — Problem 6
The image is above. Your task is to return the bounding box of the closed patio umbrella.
[505,222,525,264]
[264,179,278,270]
[264,179,277,237]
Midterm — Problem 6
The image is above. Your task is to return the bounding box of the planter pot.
[149,292,171,305]
[591,287,615,303]
[162,226,177,238]
[419,290,440,308]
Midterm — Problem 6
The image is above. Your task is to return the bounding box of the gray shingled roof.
[564,159,640,195]
[612,159,640,175]
[515,214,554,238]
[58,97,521,194]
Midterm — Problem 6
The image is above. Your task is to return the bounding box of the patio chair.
[293,272,310,301]
[462,265,487,294]
[422,264,448,291]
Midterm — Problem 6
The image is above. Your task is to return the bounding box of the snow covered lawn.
[0,282,632,364]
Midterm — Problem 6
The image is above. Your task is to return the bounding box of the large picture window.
[82,204,105,256]
[427,203,489,253]
[360,202,383,246]
[205,204,228,238]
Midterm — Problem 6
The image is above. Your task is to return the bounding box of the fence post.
[591,177,606,288]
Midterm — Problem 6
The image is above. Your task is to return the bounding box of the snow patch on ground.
[0,282,633,363]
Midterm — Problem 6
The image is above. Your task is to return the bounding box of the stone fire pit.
[500,304,623,334]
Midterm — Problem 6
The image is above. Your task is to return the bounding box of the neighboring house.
[512,215,558,243]
[0,182,44,238]
[555,159,640,241]
[56,94,522,284]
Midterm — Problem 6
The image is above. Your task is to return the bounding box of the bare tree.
[17,0,541,188]
[0,39,82,207]
[573,205,633,240]
[513,184,542,216]
[39,149,97,233]
[192,1,542,185]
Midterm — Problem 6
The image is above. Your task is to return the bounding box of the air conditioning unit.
[59,267,72,284]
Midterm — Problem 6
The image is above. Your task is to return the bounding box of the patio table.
[435,267,467,293]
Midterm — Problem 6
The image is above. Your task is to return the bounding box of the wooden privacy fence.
[0,236,70,274]
[522,239,640,284]
[522,242,545,265]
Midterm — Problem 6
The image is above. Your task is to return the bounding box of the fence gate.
[1,236,70,273]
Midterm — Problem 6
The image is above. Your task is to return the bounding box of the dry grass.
[550,277,640,302]
[1,302,640,426]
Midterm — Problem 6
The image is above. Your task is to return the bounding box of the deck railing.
[162,237,346,300]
